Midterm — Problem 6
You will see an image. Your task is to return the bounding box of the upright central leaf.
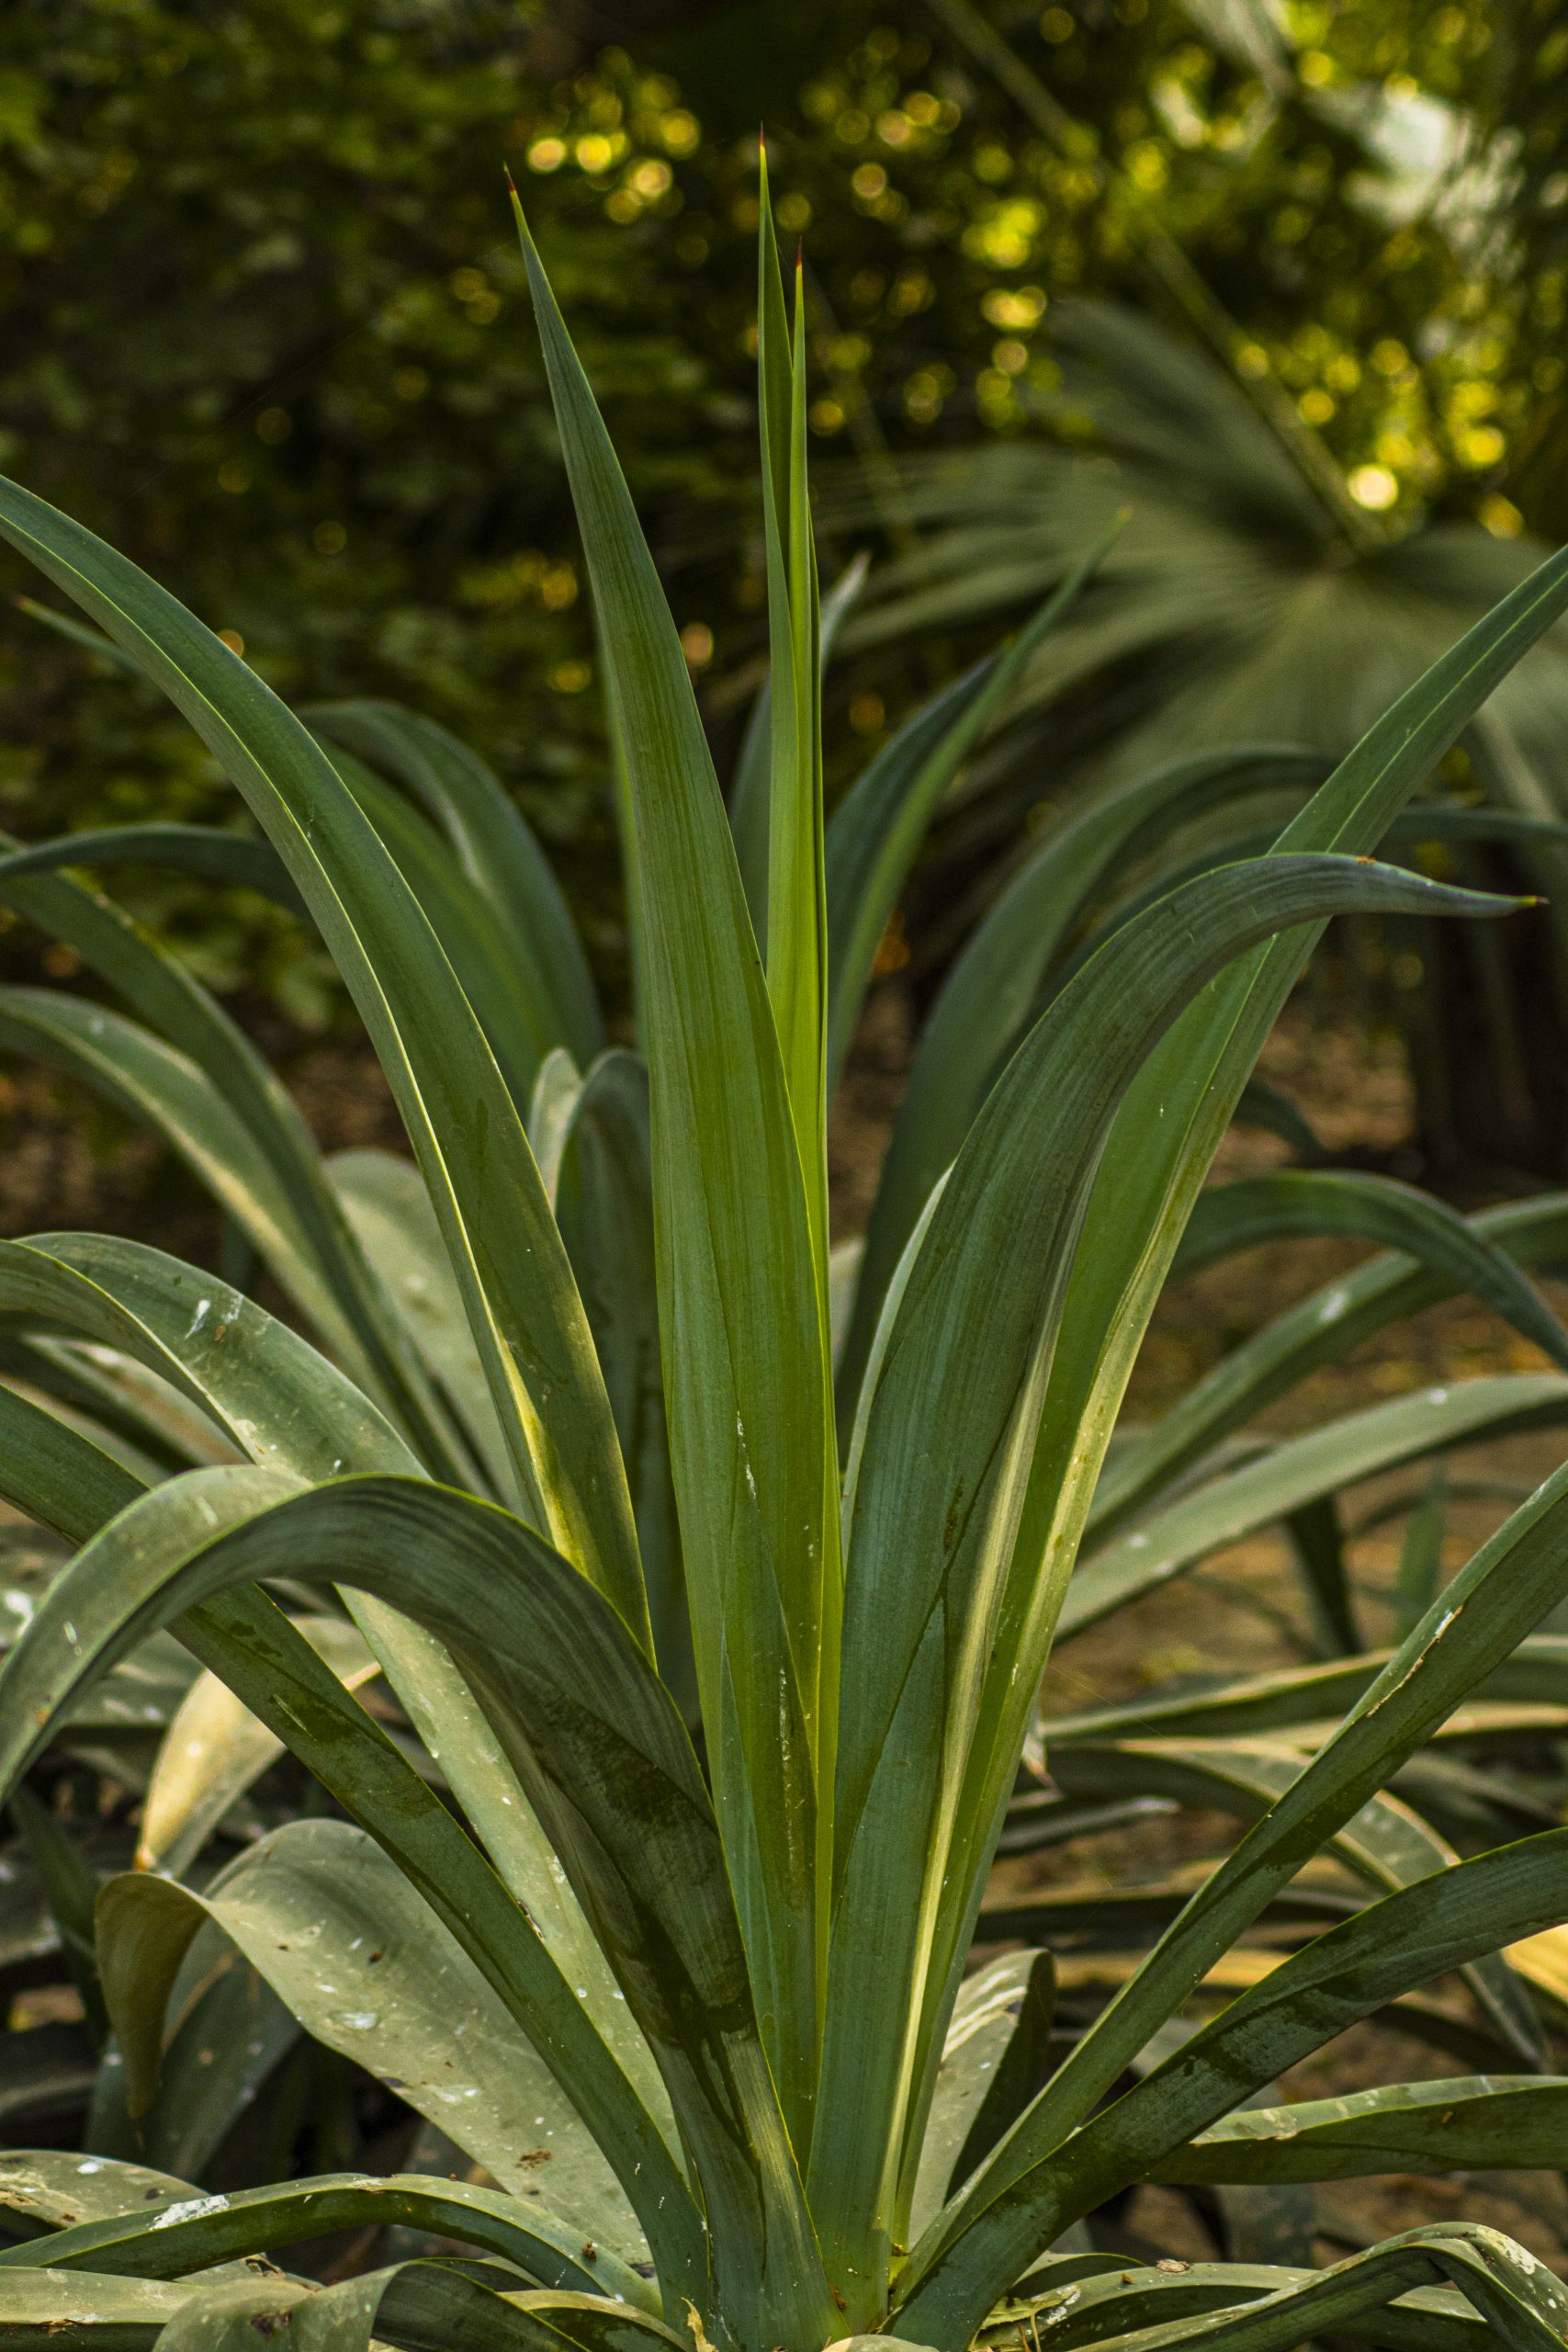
[513,187,840,2157]
[758,171,830,1310]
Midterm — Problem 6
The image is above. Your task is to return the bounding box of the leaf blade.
[513,193,837,2154]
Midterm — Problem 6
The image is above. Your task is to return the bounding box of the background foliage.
[0,0,1563,1023]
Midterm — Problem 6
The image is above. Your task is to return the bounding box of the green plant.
[6,180,1568,2349]
[837,297,1568,1174]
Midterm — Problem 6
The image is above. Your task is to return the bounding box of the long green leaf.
[0,1238,671,2193]
[816,851,1528,2316]
[823,536,1114,1091]
[1,2171,648,2306]
[173,1597,686,2252]
[513,190,837,2162]
[1063,1372,1568,1637]
[1169,1170,1568,1369]
[1156,2076,1568,2183]
[1097,1190,1568,1533]
[0,467,645,1634]
[95,1825,651,2264]
[757,171,829,1304]
[897,1453,1568,2334]
[0,1466,830,2350]
[841,747,1326,1417]
[305,697,603,1069]
[728,555,867,939]
[917,537,1568,2242]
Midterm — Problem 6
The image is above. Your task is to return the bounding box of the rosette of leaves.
[5,175,1568,2348]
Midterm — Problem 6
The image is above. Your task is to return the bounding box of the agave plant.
[6,178,1568,2350]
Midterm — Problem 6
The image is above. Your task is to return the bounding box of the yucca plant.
[7,175,1568,2349]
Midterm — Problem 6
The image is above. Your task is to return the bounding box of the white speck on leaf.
[152,2194,228,2230]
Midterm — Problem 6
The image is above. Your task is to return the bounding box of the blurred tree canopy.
[0,0,1562,1018]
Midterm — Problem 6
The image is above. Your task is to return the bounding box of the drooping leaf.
[0,1228,631,2077]
[841,746,1326,1414]
[0,1464,825,2346]
[3,2171,652,2307]
[1062,1373,1568,1638]
[1156,2075,1568,2184]
[0,1376,692,2287]
[1169,1170,1568,1371]
[815,851,1529,2314]
[897,1454,1568,2335]
[0,466,646,1633]
[96,1823,650,2263]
